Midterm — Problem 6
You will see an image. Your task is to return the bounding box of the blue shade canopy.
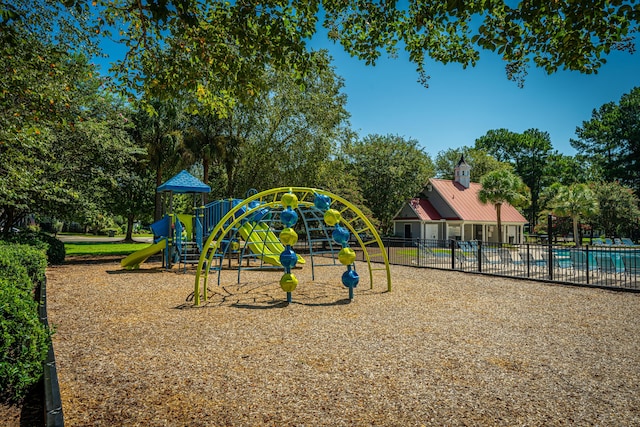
[157,170,211,194]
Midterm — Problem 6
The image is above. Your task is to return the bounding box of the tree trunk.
[154,166,163,222]
[202,154,210,204]
[225,160,234,197]
[125,214,135,243]
[573,217,580,247]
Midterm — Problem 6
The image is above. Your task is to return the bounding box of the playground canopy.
[157,170,211,194]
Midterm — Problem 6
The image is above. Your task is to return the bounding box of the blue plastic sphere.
[279,248,298,269]
[332,224,350,246]
[314,194,331,212]
[280,207,298,227]
[342,269,360,288]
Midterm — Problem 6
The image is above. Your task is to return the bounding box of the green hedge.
[0,244,50,403]
[2,230,65,264]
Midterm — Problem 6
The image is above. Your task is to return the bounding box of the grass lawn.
[65,242,151,256]
[397,248,451,256]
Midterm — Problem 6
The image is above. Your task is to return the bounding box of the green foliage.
[54,0,636,111]
[2,231,66,265]
[590,181,640,238]
[0,244,50,403]
[572,87,640,195]
[549,183,599,247]
[343,134,434,234]
[434,146,512,181]
[0,245,35,293]
[543,152,600,186]
[176,51,350,198]
[475,128,553,227]
[133,99,184,220]
[478,169,531,243]
[1,16,141,234]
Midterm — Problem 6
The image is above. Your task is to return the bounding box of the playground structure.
[121,172,391,305]
[121,170,211,270]
[193,187,391,305]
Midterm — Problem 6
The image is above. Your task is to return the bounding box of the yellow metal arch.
[194,187,391,306]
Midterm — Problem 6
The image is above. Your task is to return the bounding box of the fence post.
[526,244,530,278]
[478,240,483,273]
[548,241,554,281]
[450,239,455,270]
[386,237,390,262]
[585,245,590,285]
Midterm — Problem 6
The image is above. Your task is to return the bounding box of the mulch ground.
[5,254,640,426]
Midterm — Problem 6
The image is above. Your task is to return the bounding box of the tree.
[572,87,640,195]
[478,169,530,243]
[434,146,511,181]
[549,184,599,247]
[590,181,640,239]
[543,152,601,186]
[229,52,351,196]
[0,23,139,236]
[181,112,226,198]
[475,128,553,232]
[106,160,155,242]
[133,100,183,221]
[344,134,434,234]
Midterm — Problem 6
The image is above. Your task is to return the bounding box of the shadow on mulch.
[106,268,165,275]
[63,254,163,266]
[19,379,44,427]
[1,375,45,427]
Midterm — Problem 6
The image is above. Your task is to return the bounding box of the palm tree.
[181,113,220,200]
[182,112,246,198]
[478,169,530,243]
[134,100,183,221]
[550,183,599,247]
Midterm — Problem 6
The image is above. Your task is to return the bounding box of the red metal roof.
[429,178,527,223]
[409,198,442,221]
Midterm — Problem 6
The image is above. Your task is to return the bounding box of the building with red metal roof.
[393,156,528,243]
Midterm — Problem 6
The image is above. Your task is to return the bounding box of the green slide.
[121,238,167,270]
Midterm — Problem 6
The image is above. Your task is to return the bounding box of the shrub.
[0,244,47,291]
[0,246,50,403]
[37,232,66,264]
[2,230,65,264]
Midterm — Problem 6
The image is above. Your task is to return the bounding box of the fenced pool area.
[364,238,640,291]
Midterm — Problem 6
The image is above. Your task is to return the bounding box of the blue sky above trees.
[309,35,640,157]
[95,25,639,158]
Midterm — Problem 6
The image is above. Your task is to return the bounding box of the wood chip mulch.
[38,255,640,426]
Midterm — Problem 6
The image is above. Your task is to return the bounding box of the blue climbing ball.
[314,194,331,212]
[332,224,350,246]
[342,269,360,288]
[279,248,298,269]
[280,207,298,227]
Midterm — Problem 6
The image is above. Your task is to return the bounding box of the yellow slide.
[238,223,305,266]
[253,223,305,264]
[121,239,167,270]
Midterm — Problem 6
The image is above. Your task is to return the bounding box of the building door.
[404,224,412,239]
[424,224,438,240]
[474,224,483,241]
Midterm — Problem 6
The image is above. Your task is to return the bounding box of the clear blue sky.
[310,36,640,158]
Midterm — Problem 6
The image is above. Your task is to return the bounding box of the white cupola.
[454,155,471,189]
